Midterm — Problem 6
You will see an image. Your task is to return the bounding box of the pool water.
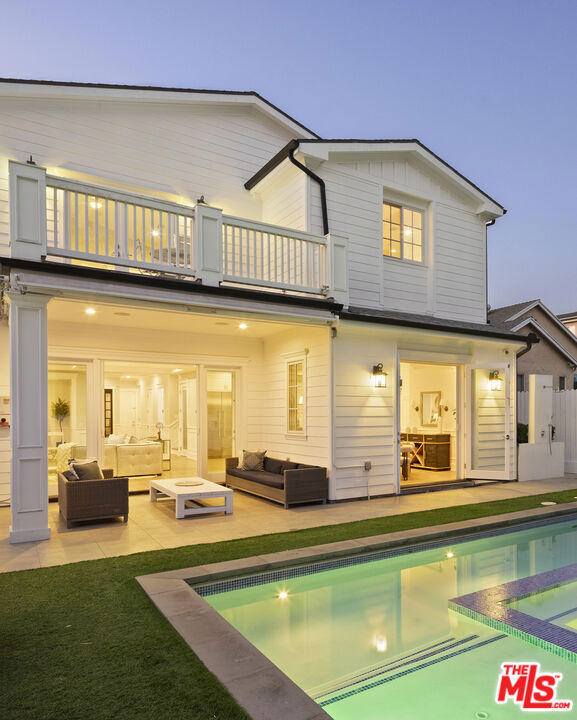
[203,518,577,719]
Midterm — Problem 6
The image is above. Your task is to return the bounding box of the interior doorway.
[399,361,462,489]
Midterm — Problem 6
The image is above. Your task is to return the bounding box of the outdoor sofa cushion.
[227,468,284,489]
[263,456,283,474]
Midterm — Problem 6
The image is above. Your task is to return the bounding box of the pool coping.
[136,502,577,720]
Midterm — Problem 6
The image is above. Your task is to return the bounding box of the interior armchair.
[58,468,129,528]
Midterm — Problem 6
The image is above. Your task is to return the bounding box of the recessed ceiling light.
[114,311,131,317]
[239,322,247,330]
[122,375,132,379]
[151,229,159,237]
[277,590,288,600]
[172,369,183,373]
[85,308,96,315]
[445,551,455,559]
[89,201,102,209]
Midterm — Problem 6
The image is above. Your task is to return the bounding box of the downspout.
[288,142,329,235]
[485,219,495,323]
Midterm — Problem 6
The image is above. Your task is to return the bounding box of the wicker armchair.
[58,469,129,528]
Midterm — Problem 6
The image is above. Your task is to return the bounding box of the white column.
[194,204,223,287]
[9,292,51,543]
[326,233,349,306]
[9,161,47,261]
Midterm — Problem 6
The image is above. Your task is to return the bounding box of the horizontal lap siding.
[258,162,307,230]
[259,327,330,468]
[310,165,383,308]
[435,204,486,322]
[332,327,396,500]
[0,98,299,247]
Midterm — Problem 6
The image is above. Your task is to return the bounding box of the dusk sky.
[2,0,575,313]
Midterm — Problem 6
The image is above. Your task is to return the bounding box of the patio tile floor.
[1,475,576,573]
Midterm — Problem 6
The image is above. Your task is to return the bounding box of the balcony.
[8,161,348,303]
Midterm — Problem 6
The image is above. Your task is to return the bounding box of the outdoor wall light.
[489,371,503,391]
[372,363,387,388]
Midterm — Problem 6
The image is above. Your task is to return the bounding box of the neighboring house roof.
[341,307,526,343]
[488,299,577,366]
[245,138,505,217]
[0,77,320,140]
[558,310,577,321]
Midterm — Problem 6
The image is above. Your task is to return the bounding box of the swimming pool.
[199,518,577,719]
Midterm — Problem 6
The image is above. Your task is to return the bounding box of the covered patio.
[1,474,576,572]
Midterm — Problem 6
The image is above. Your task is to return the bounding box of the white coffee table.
[149,477,233,519]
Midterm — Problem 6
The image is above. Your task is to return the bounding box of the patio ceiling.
[47,298,314,339]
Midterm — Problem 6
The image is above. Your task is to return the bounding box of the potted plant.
[51,397,70,444]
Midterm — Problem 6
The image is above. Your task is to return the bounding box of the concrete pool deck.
[1,475,577,573]
[136,502,577,720]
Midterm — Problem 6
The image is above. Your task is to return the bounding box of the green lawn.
[3,488,577,720]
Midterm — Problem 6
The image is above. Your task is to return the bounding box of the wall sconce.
[372,363,387,388]
[489,371,502,391]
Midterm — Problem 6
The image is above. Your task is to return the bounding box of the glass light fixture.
[372,634,388,653]
[89,200,102,209]
[239,322,247,330]
[277,590,288,600]
[85,308,96,315]
[489,371,503,391]
[372,363,387,388]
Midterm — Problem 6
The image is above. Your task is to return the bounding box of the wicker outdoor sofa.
[225,455,328,508]
[58,468,129,528]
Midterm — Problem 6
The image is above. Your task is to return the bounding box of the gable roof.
[0,77,320,140]
[246,138,505,217]
[489,299,577,361]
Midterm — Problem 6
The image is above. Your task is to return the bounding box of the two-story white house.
[0,78,526,543]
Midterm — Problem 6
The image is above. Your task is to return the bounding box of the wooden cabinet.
[401,433,451,470]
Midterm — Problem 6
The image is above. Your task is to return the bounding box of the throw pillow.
[62,470,79,482]
[71,460,104,481]
[241,450,266,471]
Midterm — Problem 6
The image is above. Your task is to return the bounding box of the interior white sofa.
[104,435,163,477]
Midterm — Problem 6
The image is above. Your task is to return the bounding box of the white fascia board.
[0,81,316,140]
[8,269,335,326]
[298,141,504,218]
[512,317,577,366]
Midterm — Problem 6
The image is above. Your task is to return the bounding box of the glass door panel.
[469,367,509,480]
[206,370,235,482]
[47,363,88,493]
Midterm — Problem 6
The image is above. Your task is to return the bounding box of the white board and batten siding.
[0,94,308,254]
[332,325,397,500]
[259,326,331,471]
[307,156,488,322]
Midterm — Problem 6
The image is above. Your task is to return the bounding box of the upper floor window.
[383,202,423,262]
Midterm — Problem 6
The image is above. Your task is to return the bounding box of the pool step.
[313,632,506,707]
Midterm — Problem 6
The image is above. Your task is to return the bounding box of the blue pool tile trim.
[192,515,577,597]
[449,562,577,664]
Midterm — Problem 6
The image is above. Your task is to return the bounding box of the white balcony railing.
[222,216,327,294]
[45,177,195,276]
[8,162,349,303]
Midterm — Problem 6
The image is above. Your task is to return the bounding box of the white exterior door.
[466,365,512,480]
